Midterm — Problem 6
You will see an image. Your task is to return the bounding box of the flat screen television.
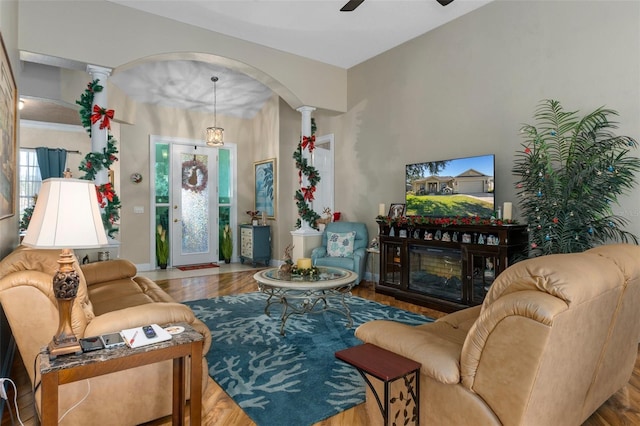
[405,154,495,218]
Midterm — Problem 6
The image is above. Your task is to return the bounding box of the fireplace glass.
[408,245,462,302]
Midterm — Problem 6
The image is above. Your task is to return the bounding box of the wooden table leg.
[190,341,203,426]
[173,357,186,425]
[40,370,59,426]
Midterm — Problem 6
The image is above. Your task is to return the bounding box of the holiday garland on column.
[293,118,321,229]
[513,99,640,257]
[76,79,121,238]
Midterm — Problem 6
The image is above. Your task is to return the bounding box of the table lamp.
[22,178,108,358]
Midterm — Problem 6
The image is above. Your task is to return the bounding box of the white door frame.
[149,135,237,268]
[311,133,335,218]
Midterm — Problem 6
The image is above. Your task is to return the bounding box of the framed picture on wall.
[254,158,277,220]
[0,33,16,220]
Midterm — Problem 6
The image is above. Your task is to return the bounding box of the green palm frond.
[513,99,640,257]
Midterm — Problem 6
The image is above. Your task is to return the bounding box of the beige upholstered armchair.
[356,244,640,425]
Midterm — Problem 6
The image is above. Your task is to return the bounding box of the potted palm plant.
[513,99,640,257]
[156,224,169,268]
[221,224,233,263]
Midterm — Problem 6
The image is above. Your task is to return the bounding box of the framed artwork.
[388,203,406,219]
[254,158,277,220]
[0,33,16,220]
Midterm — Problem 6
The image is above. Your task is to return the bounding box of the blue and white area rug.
[185,292,432,426]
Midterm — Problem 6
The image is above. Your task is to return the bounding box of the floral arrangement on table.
[246,210,260,223]
[290,265,320,277]
[375,215,518,228]
[293,118,321,229]
[76,79,121,238]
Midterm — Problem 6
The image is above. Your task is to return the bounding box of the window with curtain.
[19,149,42,226]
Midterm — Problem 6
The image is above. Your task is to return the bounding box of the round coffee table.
[253,266,358,335]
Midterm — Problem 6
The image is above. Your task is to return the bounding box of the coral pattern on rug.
[185,292,432,426]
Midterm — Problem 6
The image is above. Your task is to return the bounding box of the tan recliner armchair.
[356,244,640,425]
[0,246,212,425]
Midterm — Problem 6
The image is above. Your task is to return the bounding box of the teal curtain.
[35,148,67,179]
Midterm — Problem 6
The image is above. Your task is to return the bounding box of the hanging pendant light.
[206,76,224,147]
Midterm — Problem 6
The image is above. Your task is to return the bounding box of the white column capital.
[86,64,112,79]
[297,106,316,136]
[296,105,316,114]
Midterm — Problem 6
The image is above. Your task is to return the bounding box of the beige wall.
[4,0,640,263]
[18,0,347,113]
[20,123,101,178]
[117,95,283,264]
[337,0,640,241]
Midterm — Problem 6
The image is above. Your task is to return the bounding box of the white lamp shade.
[23,178,109,249]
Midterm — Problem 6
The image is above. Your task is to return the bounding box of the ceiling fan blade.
[436,0,455,5]
[340,0,365,12]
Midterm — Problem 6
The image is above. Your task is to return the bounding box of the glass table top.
[262,266,350,282]
[254,266,357,289]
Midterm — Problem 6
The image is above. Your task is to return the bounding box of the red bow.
[302,186,315,201]
[91,105,115,130]
[96,183,115,207]
[301,135,315,152]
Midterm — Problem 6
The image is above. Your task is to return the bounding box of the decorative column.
[83,64,120,248]
[291,106,322,261]
[86,65,112,186]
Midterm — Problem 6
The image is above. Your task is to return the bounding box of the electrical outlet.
[0,379,7,400]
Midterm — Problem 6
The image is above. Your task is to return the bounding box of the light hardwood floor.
[2,270,640,425]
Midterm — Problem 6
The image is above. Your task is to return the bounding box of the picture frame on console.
[388,203,405,219]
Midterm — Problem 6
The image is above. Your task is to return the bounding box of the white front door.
[170,144,218,266]
[312,134,334,218]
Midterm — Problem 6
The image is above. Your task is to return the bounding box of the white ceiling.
[22,0,493,124]
[108,0,493,69]
[109,61,274,119]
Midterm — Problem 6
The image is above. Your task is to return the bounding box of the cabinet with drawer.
[239,225,271,267]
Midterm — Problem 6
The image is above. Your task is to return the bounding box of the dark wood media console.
[377,222,528,312]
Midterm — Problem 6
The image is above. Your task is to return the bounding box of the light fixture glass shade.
[206,126,224,147]
[23,178,108,249]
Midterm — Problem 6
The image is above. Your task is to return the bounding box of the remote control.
[142,325,157,339]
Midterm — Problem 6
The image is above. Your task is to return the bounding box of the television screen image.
[405,154,495,218]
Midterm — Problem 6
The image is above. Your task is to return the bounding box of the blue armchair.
[311,222,369,284]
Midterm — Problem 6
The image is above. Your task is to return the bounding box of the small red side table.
[335,343,421,425]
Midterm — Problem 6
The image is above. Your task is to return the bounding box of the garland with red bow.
[293,118,321,229]
[76,80,121,237]
[91,105,115,130]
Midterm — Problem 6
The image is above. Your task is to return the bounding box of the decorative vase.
[159,263,167,270]
[224,259,231,264]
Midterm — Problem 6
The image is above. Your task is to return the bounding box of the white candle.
[297,258,312,270]
[378,203,386,216]
[503,202,513,220]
